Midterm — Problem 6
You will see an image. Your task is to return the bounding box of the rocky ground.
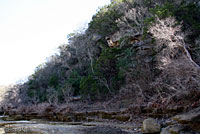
[1,84,200,134]
[0,106,200,134]
[1,87,200,134]
[0,116,138,134]
[0,101,199,134]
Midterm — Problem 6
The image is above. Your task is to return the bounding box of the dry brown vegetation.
[1,0,200,120]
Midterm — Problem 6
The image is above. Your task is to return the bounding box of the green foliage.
[95,47,121,81]
[68,71,82,96]
[88,1,123,36]
[27,89,35,98]
[76,47,127,100]
[79,47,121,99]
[143,2,174,37]
[25,59,68,103]
[150,3,174,19]
[117,48,135,68]
[143,17,155,38]
[97,47,121,65]
[144,2,200,40]
[151,2,200,36]
[143,0,153,7]
[24,35,142,102]
[79,75,101,100]
[174,3,200,38]
[49,74,59,87]
[173,3,200,64]
[144,17,155,26]
[117,46,138,79]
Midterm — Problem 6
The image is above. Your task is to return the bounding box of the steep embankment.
[1,0,200,133]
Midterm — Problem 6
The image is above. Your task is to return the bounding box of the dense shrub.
[4,0,200,106]
[144,1,200,64]
[78,47,126,100]
[88,0,125,37]
[146,2,200,37]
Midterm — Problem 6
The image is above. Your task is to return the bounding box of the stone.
[0,120,34,127]
[0,116,7,120]
[179,131,192,134]
[115,115,130,122]
[142,118,161,133]
[169,125,184,134]
[3,123,131,134]
[84,126,125,134]
[161,127,171,134]
[173,107,200,131]
[161,125,185,134]
[173,107,200,124]
[1,116,15,121]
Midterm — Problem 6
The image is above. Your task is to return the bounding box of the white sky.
[0,0,110,85]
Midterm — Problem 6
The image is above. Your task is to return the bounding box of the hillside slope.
[2,0,200,124]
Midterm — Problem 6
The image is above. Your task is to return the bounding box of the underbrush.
[1,0,200,113]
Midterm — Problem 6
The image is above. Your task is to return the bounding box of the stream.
[0,116,140,134]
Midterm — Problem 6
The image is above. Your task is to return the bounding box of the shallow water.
[0,116,138,134]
